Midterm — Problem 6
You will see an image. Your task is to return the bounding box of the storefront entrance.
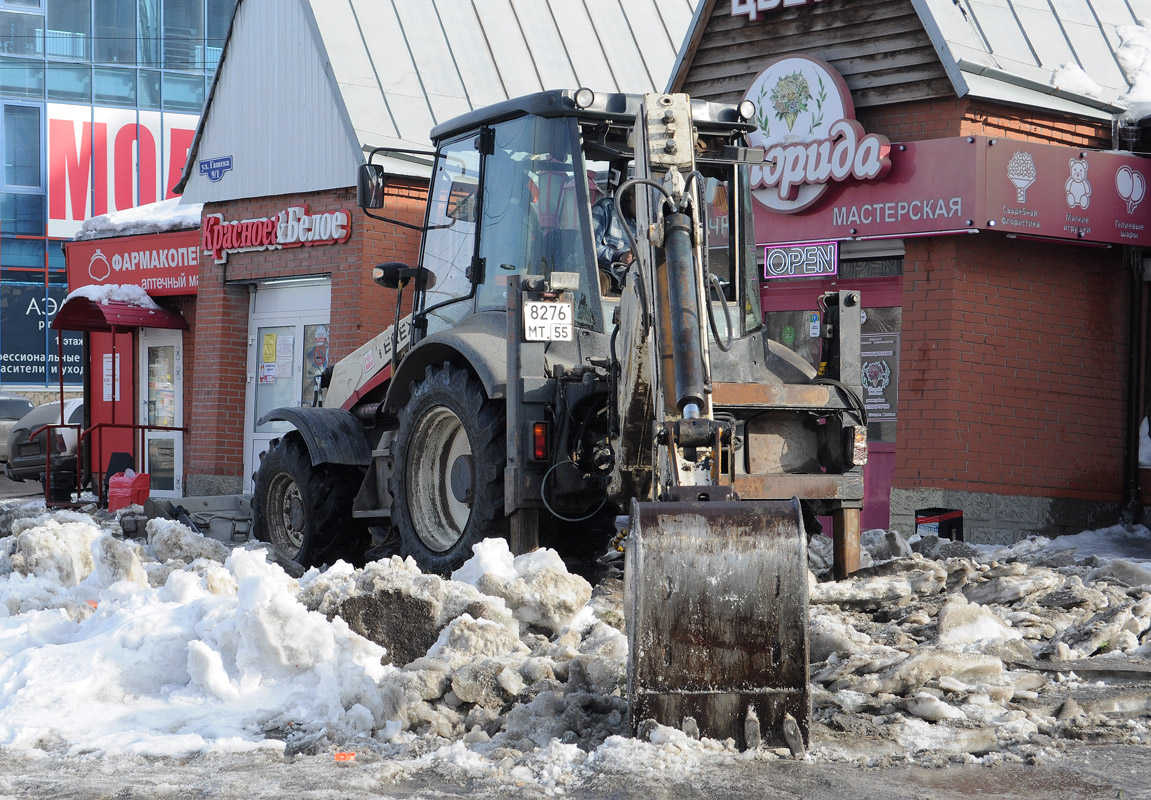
[139,328,184,497]
[760,260,902,531]
[243,279,331,493]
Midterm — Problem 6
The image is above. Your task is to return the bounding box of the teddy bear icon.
[1065,159,1091,209]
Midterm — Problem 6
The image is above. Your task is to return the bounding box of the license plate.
[523,300,573,342]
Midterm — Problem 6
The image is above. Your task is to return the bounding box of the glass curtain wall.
[0,0,235,388]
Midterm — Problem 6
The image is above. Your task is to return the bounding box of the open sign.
[762,241,838,279]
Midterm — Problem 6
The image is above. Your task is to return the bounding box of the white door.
[138,328,184,497]
[243,280,331,493]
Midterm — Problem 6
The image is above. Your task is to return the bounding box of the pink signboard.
[754,137,981,244]
[755,136,1151,249]
[982,141,1150,246]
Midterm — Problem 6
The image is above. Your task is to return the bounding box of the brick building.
[671,0,1151,541]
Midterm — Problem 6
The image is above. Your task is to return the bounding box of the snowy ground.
[0,501,1149,798]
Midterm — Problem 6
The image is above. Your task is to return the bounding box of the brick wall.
[185,180,427,494]
[895,233,1129,502]
[858,98,1112,149]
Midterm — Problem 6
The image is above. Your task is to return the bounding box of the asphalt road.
[0,471,43,501]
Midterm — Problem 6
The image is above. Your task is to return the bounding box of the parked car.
[5,399,85,485]
[0,393,35,462]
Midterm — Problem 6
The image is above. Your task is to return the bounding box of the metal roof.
[51,300,189,333]
[178,0,699,197]
[908,0,1146,119]
[668,0,1148,122]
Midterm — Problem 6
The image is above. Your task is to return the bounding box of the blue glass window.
[94,65,134,104]
[0,56,42,97]
[45,0,90,60]
[94,0,134,63]
[162,70,201,111]
[1,192,44,233]
[162,0,202,70]
[138,67,159,107]
[46,62,89,101]
[0,10,42,56]
[2,104,39,187]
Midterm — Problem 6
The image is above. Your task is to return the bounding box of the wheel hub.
[450,454,473,503]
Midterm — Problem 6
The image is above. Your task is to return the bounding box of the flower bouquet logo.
[744,56,891,214]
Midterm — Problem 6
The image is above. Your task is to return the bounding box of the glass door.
[243,280,331,493]
[138,327,183,497]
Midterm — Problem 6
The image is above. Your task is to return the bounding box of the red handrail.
[30,421,188,507]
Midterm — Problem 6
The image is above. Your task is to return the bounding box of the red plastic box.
[108,471,150,512]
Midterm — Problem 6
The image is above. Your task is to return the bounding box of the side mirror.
[372,262,436,290]
[357,163,386,209]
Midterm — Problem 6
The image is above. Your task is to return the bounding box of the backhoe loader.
[253,89,867,748]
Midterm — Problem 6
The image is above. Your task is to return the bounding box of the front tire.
[389,363,507,573]
[254,432,365,567]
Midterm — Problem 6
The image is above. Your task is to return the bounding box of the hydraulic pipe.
[662,211,706,416]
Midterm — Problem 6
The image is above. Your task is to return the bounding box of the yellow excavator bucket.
[625,498,810,750]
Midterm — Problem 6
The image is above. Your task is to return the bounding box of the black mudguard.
[257,407,372,467]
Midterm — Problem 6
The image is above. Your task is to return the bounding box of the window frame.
[0,100,43,190]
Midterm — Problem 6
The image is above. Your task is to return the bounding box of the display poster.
[102,353,121,402]
[860,332,899,421]
[0,282,83,385]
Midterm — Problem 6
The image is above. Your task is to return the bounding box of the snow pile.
[0,504,1150,790]
[74,197,202,240]
[1117,23,1151,122]
[64,284,160,310]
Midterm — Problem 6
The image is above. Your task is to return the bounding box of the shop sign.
[984,142,1150,246]
[755,136,1151,248]
[199,156,233,182]
[763,241,837,279]
[732,0,824,21]
[48,104,198,239]
[202,204,352,264]
[744,57,891,214]
[65,230,201,297]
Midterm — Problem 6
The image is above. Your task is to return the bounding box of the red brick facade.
[185,180,427,493]
[897,234,1129,502]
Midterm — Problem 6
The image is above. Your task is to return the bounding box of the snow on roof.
[74,198,203,241]
[64,284,161,310]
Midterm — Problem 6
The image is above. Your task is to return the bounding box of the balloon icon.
[1116,165,1146,214]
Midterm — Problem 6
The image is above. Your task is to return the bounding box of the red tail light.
[532,422,548,461]
[53,433,67,453]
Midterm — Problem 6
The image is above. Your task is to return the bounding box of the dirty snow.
[0,502,1149,794]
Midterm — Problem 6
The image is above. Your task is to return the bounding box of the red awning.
[51,298,188,332]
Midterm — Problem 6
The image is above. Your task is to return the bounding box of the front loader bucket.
[625,498,810,750]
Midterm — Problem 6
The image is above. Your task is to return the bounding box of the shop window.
[161,0,202,70]
[94,65,134,104]
[0,10,42,55]
[93,0,133,63]
[1,236,43,267]
[45,0,90,60]
[161,70,202,111]
[46,61,89,101]
[0,56,43,97]
[0,192,44,234]
[2,104,40,188]
[138,67,159,106]
[840,257,902,280]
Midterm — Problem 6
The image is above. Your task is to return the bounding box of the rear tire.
[389,363,506,574]
[254,432,366,568]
